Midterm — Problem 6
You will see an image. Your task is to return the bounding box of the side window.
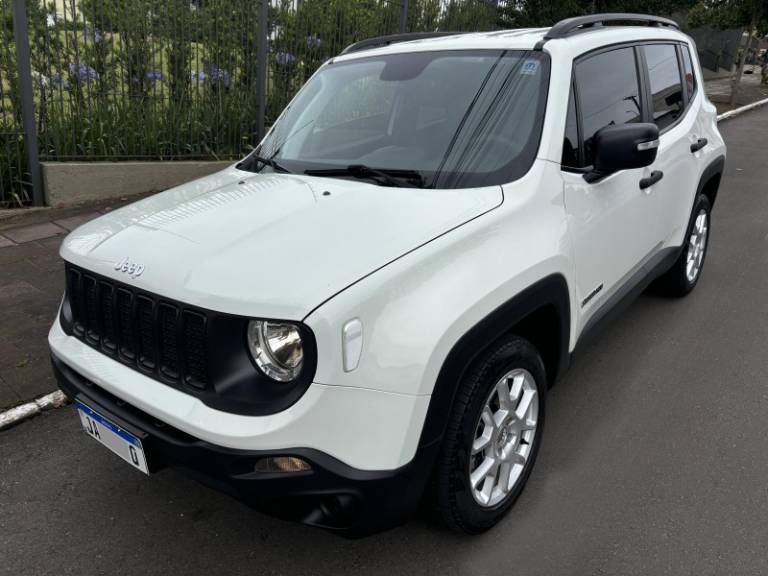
[681,45,697,100]
[574,48,641,167]
[561,83,580,168]
[643,44,684,131]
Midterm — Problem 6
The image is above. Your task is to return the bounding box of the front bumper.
[48,317,428,471]
[52,353,439,536]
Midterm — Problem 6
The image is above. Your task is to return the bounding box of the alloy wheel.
[686,209,708,283]
[468,368,539,507]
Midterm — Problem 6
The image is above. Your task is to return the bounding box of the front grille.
[65,264,209,389]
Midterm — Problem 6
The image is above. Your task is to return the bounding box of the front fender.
[304,162,575,395]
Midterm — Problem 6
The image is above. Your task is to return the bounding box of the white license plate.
[76,400,149,475]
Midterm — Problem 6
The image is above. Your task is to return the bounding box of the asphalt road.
[2,107,768,576]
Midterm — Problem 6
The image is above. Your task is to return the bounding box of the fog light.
[254,456,312,473]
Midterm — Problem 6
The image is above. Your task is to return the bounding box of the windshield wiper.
[237,153,291,174]
[304,165,424,188]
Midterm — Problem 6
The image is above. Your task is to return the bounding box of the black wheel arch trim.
[417,273,571,449]
[697,154,725,207]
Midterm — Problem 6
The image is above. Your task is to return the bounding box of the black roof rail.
[340,32,465,55]
[534,13,679,49]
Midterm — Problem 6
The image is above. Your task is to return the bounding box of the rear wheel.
[655,194,711,296]
[435,335,546,533]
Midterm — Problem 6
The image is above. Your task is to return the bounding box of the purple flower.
[274,51,296,66]
[51,73,70,89]
[306,35,321,49]
[145,70,162,81]
[203,64,230,87]
[191,69,206,82]
[68,62,98,82]
[83,28,103,43]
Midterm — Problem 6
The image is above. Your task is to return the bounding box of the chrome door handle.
[639,170,663,190]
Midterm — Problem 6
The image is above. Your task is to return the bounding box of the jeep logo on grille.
[114,257,145,279]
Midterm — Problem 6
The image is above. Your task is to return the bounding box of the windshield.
[249,50,550,189]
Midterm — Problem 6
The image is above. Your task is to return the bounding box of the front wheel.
[434,335,546,534]
[655,194,712,296]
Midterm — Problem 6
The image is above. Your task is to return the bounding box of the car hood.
[61,167,502,319]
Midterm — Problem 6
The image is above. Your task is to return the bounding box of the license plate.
[75,400,149,475]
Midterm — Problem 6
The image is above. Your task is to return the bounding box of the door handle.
[639,170,663,190]
[690,138,708,153]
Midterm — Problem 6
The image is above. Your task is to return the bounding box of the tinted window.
[681,46,697,99]
[562,84,579,167]
[644,44,684,131]
[254,50,550,189]
[315,75,397,130]
[575,48,641,166]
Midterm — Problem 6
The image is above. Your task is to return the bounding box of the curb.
[717,96,768,122]
[0,391,70,431]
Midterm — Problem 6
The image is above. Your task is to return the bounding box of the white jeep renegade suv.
[50,14,726,536]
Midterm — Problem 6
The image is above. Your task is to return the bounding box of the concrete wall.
[42,160,234,207]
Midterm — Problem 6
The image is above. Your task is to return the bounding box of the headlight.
[247,320,304,382]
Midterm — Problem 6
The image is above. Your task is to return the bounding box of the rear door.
[640,43,704,248]
[562,46,661,323]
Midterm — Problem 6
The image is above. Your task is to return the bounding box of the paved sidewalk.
[706,66,768,114]
[0,205,133,409]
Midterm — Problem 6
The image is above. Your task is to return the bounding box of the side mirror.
[585,123,659,183]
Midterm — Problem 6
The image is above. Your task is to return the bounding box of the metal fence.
[1,0,37,206]
[0,0,504,208]
[688,26,743,73]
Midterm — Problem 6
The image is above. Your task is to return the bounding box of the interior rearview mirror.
[584,123,660,183]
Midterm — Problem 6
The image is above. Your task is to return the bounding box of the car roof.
[334,25,691,62]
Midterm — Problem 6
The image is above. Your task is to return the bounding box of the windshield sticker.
[520,60,539,75]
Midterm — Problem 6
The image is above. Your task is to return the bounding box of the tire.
[655,194,712,297]
[435,335,547,534]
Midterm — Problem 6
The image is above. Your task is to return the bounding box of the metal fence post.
[399,0,408,33]
[11,0,44,206]
[256,0,268,143]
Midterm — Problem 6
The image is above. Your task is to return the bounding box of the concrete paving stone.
[35,235,64,251]
[0,235,14,248]
[22,274,65,300]
[0,299,57,327]
[53,212,101,232]
[0,241,49,266]
[0,340,23,370]
[17,260,66,297]
[0,280,44,301]
[0,301,60,330]
[2,222,66,244]
[0,374,21,409]
[23,253,65,274]
[0,364,55,402]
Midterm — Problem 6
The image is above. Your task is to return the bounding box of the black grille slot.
[136,296,156,370]
[116,288,135,360]
[100,283,117,353]
[67,268,84,335]
[83,275,100,345]
[183,311,208,389]
[158,303,180,380]
[64,264,209,390]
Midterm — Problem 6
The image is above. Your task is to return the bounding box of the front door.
[561,46,662,325]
